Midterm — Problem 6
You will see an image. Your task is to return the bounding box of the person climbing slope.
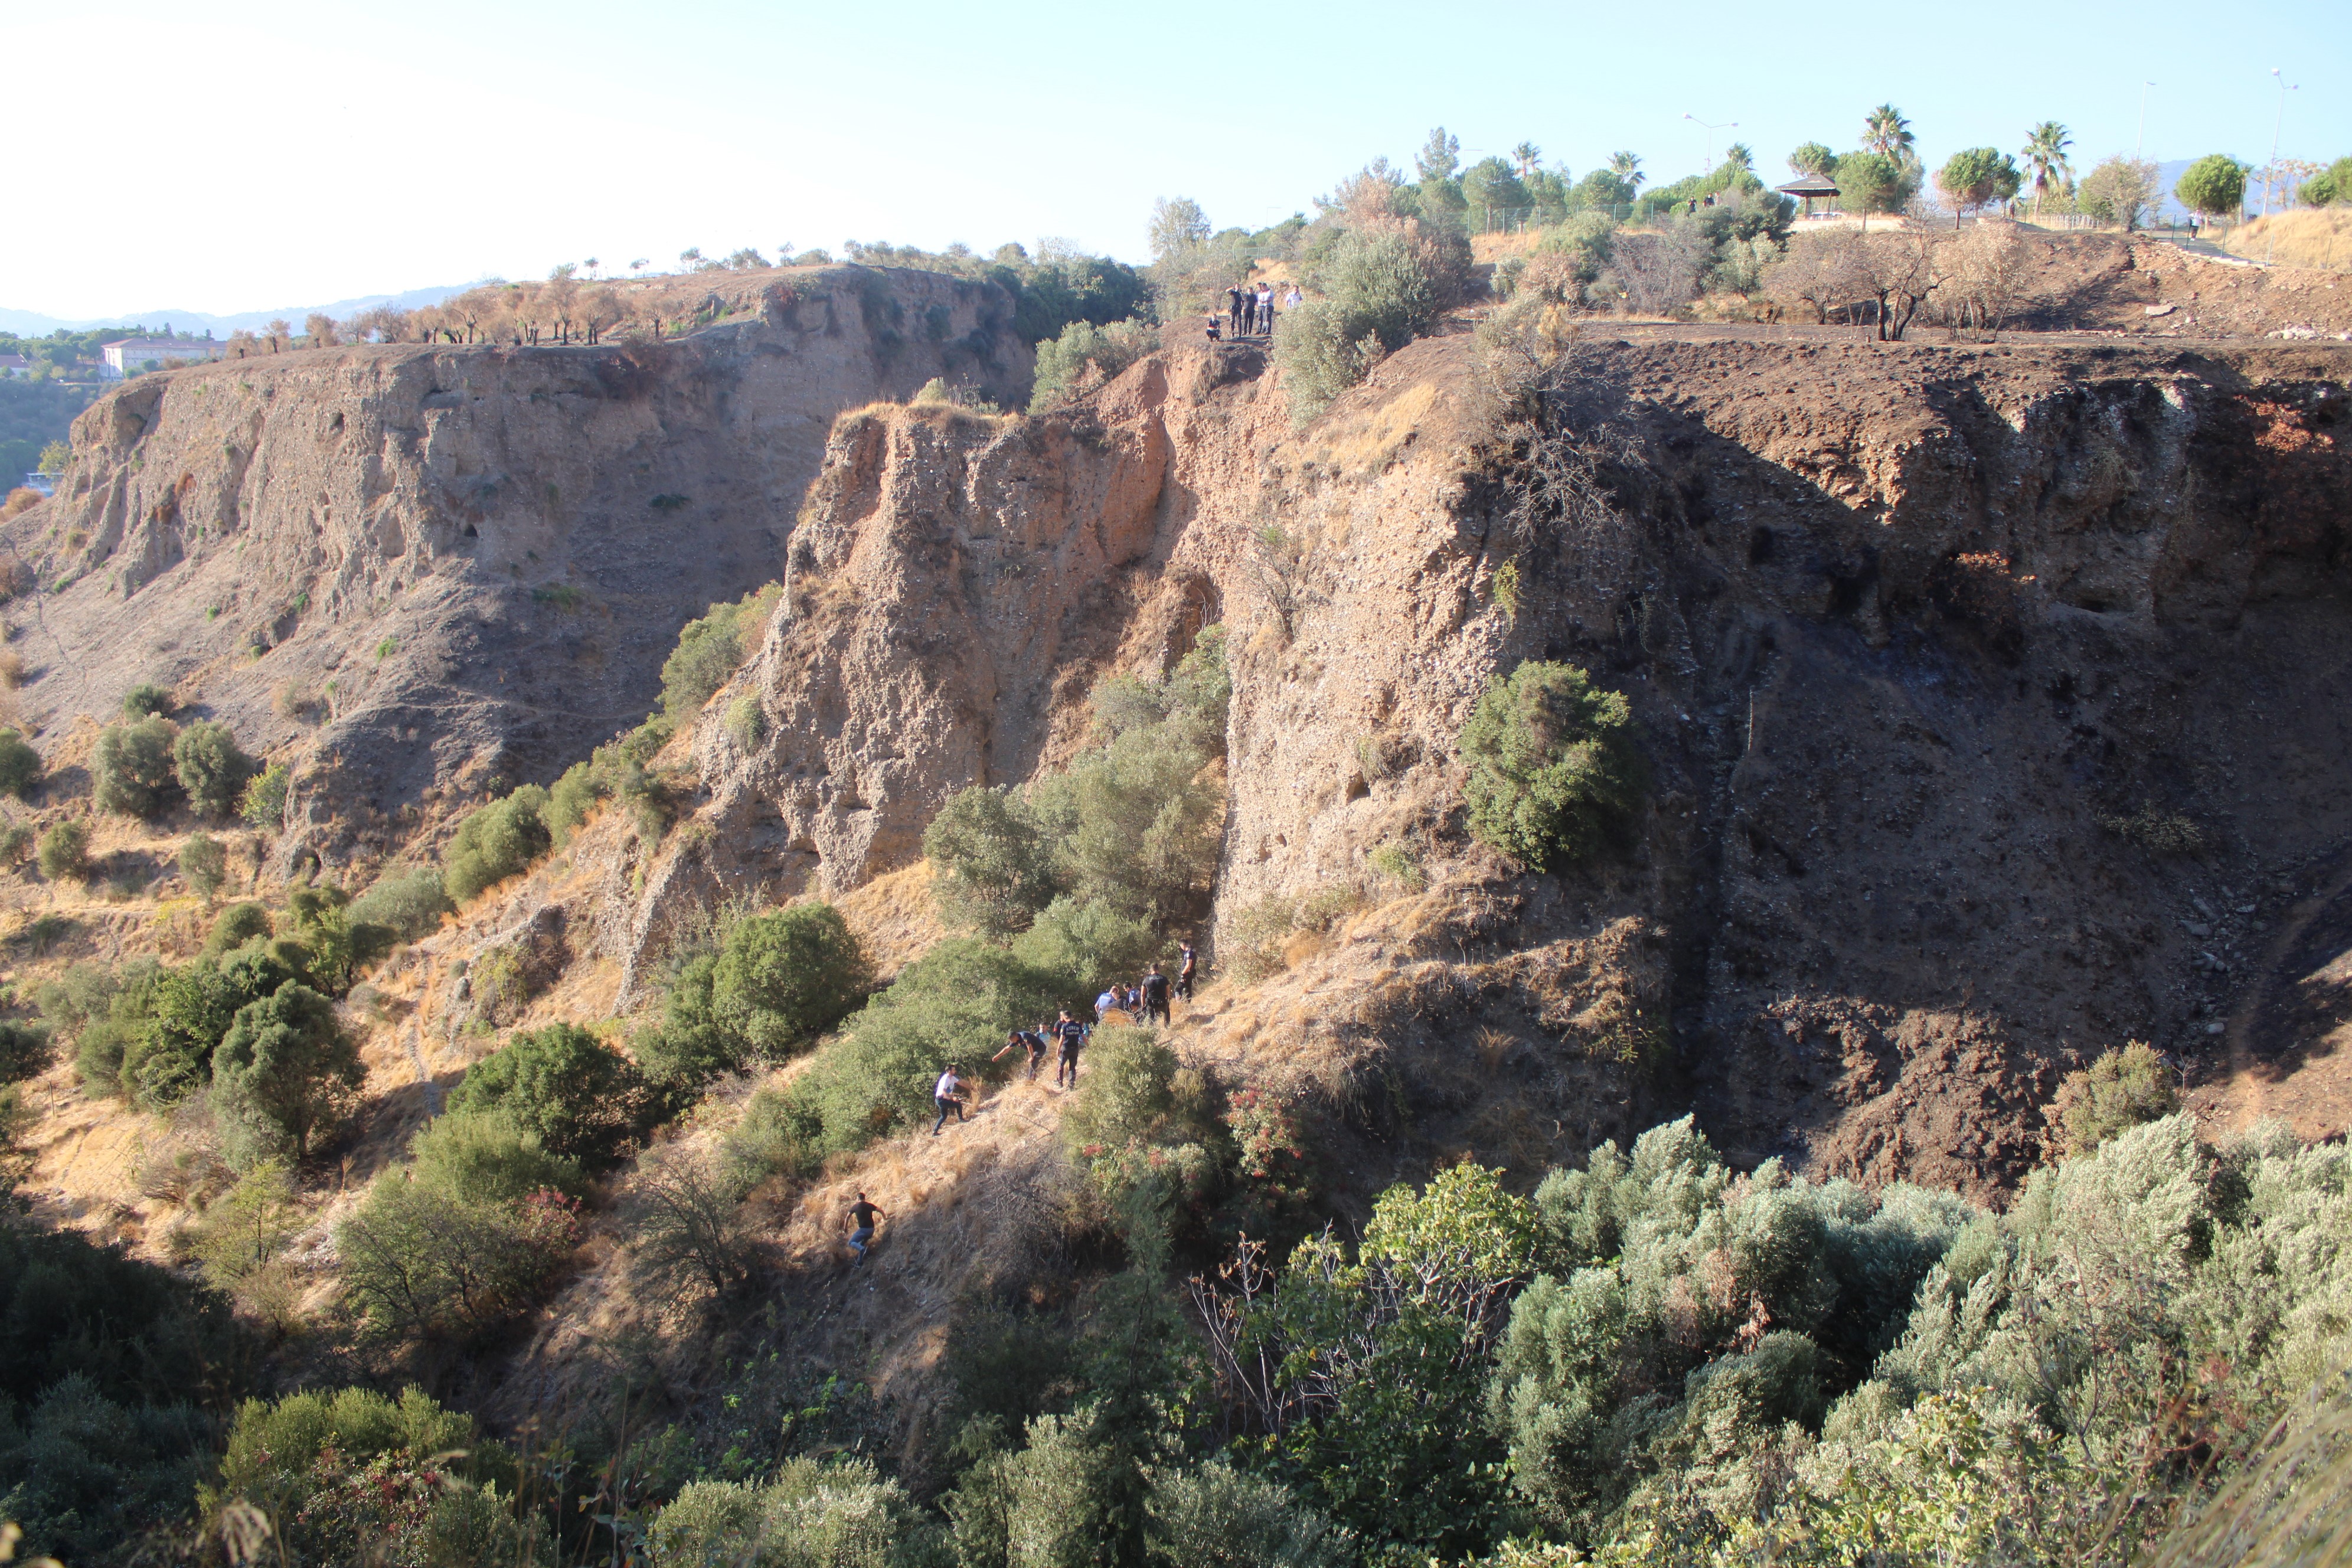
[932,1063,968,1134]
[1055,1009,1088,1089]
[845,1191,883,1263]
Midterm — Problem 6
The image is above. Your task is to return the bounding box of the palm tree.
[1863,104,1914,161]
[1609,150,1645,189]
[2020,121,2075,222]
[1511,141,1543,178]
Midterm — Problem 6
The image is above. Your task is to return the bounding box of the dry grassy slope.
[0,266,1033,878]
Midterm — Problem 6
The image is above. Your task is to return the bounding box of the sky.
[6,0,2348,321]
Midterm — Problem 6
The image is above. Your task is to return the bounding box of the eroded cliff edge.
[0,265,1033,867]
[612,333,2352,1194]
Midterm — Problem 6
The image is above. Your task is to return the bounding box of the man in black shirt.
[1141,965,1171,1025]
[846,1192,883,1263]
[1055,1010,1088,1089]
[1177,941,1198,1001]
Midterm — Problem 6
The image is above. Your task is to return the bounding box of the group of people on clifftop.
[843,941,1200,1264]
[1206,282,1304,342]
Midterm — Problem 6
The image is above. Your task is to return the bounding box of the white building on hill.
[100,337,220,378]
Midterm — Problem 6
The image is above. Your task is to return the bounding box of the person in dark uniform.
[1177,941,1198,1001]
[1227,285,1245,337]
[1055,1010,1088,1089]
[1141,964,1171,1025]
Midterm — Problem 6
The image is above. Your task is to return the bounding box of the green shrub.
[0,727,42,799]
[635,952,750,1093]
[47,958,162,1095]
[238,761,290,828]
[1459,661,1643,871]
[710,903,868,1059]
[122,950,293,1111]
[948,1404,1134,1568]
[215,1383,483,1509]
[184,1158,301,1288]
[0,822,32,864]
[2175,153,2249,220]
[0,1019,51,1081]
[723,1084,820,1185]
[659,584,780,723]
[1144,1459,1351,1568]
[442,783,551,902]
[1031,718,1223,922]
[201,901,272,958]
[649,1456,939,1568]
[545,725,670,847]
[334,1174,579,1343]
[1011,896,1164,992]
[1059,1025,1177,1152]
[35,819,88,880]
[172,719,253,818]
[120,682,175,719]
[782,939,1069,1157]
[93,716,178,817]
[925,785,1056,936]
[724,692,767,750]
[1273,222,1470,425]
[210,982,362,1162]
[346,864,455,939]
[2046,1040,2178,1157]
[447,1022,651,1167]
[1029,318,1158,413]
[409,1107,586,1201]
[179,831,228,898]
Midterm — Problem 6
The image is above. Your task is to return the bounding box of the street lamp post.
[1683,113,1736,176]
[2263,68,2298,221]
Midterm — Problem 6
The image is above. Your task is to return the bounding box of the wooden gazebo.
[1778,173,1841,217]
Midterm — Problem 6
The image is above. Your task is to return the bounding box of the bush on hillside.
[178,831,227,899]
[708,903,868,1059]
[778,940,1070,1158]
[659,585,781,724]
[1030,318,1158,413]
[925,785,1056,936]
[0,1019,52,1081]
[238,761,290,828]
[201,901,273,958]
[335,1174,580,1344]
[626,1146,756,1298]
[408,1106,586,1202]
[546,724,671,846]
[633,950,747,1091]
[94,716,178,817]
[35,819,88,881]
[120,682,175,719]
[446,1022,652,1167]
[346,864,455,939]
[2045,1039,2177,1157]
[650,1457,939,1568]
[120,950,295,1112]
[1011,896,1165,994]
[0,1374,218,1566]
[1458,661,1643,871]
[1273,221,1470,425]
[172,720,253,818]
[1144,1459,1351,1568]
[0,727,42,798]
[442,784,551,902]
[210,982,362,1162]
[1058,1025,1181,1154]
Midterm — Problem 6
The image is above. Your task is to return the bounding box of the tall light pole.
[2262,68,2298,220]
[1684,113,1736,175]
[2137,81,2154,161]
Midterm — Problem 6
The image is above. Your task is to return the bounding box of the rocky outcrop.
[0,266,1033,871]
[628,331,2352,1193]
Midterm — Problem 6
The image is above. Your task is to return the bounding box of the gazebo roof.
[1778,174,1841,195]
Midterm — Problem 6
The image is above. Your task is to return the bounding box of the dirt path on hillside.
[2191,851,2352,1141]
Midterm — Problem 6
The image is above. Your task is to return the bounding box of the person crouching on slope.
[846,1192,883,1263]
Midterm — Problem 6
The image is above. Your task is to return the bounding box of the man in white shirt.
[932,1064,967,1134]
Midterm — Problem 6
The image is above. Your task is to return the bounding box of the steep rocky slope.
[0,265,1031,872]
[610,330,2352,1196]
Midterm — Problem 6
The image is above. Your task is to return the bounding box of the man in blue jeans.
[846,1192,883,1263]
[932,1064,967,1134]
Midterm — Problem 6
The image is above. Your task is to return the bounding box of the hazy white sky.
[8,0,2347,318]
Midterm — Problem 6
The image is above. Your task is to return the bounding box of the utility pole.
[1684,113,1736,176]
[2263,68,2298,223]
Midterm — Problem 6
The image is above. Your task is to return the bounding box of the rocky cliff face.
[0,266,1033,870]
[624,332,2352,1193]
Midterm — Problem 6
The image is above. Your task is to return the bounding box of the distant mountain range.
[0,285,468,339]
